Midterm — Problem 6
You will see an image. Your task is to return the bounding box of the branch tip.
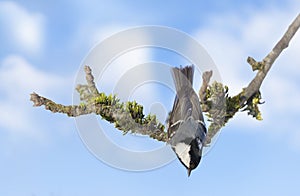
[30,92,44,107]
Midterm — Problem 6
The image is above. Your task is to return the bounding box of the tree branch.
[243,13,300,103]
[31,66,167,142]
[30,14,300,146]
[199,13,300,145]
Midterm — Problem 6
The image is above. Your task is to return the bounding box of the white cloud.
[0,1,45,54]
[193,1,300,147]
[0,55,72,141]
[73,23,137,51]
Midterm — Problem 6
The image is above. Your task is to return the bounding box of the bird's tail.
[171,65,194,93]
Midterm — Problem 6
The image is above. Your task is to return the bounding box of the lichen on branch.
[31,66,167,142]
[199,13,300,145]
[30,14,300,146]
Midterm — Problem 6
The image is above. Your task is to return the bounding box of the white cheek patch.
[174,143,191,168]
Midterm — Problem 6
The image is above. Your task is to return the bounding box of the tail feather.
[171,65,194,93]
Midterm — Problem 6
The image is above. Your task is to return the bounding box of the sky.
[0,0,300,195]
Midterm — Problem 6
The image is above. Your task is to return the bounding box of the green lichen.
[247,56,264,71]
[241,91,263,120]
[79,102,86,107]
[202,81,264,145]
[77,90,166,141]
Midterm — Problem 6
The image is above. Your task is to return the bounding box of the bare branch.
[242,13,300,103]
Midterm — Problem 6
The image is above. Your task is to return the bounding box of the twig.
[84,66,100,96]
[199,70,212,112]
[30,92,93,116]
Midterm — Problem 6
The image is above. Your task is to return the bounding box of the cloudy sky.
[0,0,300,195]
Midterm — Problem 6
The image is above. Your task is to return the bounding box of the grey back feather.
[168,65,205,139]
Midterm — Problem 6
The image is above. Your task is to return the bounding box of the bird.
[167,65,207,177]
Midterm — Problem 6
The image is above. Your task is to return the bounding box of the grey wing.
[177,86,204,123]
[168,87,204,138]
[167,94,180,138]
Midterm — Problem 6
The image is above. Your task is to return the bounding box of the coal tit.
[167,65,207,177]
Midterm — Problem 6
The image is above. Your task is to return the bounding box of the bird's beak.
[187,168,191,177]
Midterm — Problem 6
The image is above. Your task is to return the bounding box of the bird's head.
[173,137,203,177]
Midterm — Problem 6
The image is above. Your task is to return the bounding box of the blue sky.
[1,0,300,195]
